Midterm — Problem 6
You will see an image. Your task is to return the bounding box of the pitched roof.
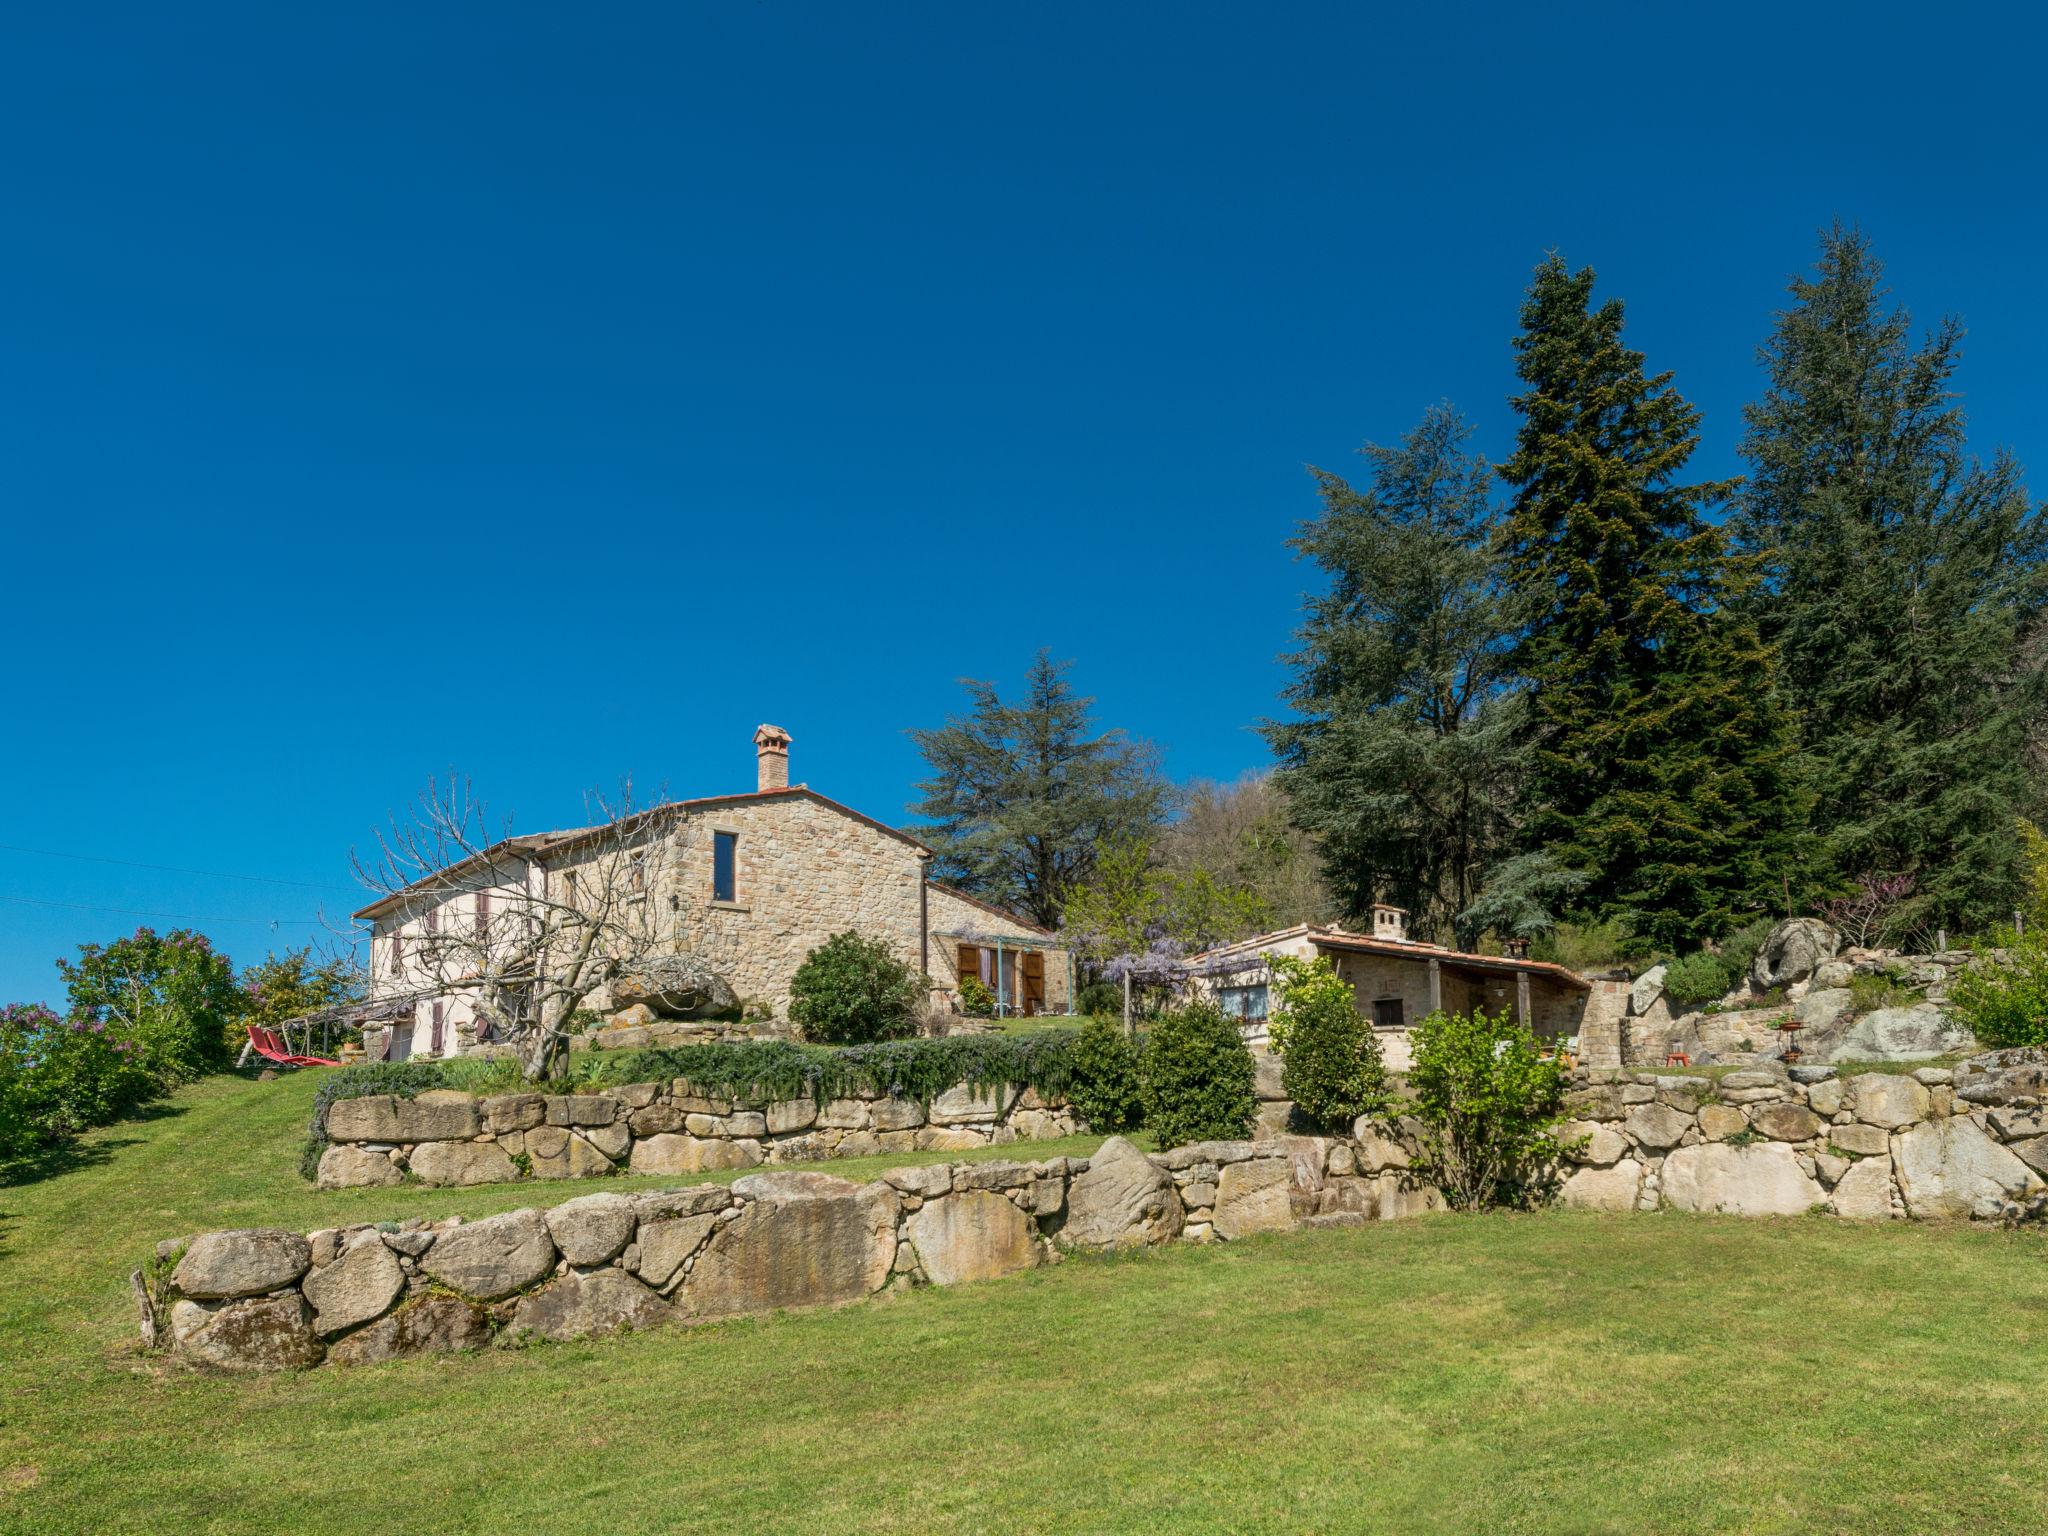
[1190,923,1591,989]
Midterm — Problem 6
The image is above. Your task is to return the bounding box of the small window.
[475,892,490,939]
[713,831,737,903]
[388,932,405,974]
[1373,998,1405,1030]
[629,853,646,894]
[1218,984,1269,1021]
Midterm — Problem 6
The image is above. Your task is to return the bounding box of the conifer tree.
[1498,256,1801,949]
[1733,227,2048,933]
[1266,404,1522,942]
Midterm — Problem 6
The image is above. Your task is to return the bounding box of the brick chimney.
[1370,902,1408,942]
[754,724,792,792]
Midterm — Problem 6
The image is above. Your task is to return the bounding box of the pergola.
[932,927,1076,1018]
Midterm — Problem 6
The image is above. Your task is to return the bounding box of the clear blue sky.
[3,2,2043,1005]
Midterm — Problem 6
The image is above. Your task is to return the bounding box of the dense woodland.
[916,228,2048,970]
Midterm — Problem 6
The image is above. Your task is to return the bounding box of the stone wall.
[1556,1051,2048,1219]
[150,1133,1408,1373]
[313,1080,1084,1190]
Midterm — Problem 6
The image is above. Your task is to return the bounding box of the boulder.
[1892,1119,2044,1219]
[907,1189,1042,1285]
[1661,1142,1825,1216]
[1847,1073,1931,1130]
[632,1185,735,1220]
[608,954,738,1019]
[301,1232,404,1336]
[544,1095,617,1128]
[544,1193,637,1265]
[632,1213,720,1288]
[1561,1159,1644,1213]
[1828,1123,1890,1158]
[327,1295,493,1365]
[1794,988,1855,1035]
[1697,1104,1749,1141]
[420,1208,557,1300]
[173,1229,312,1300]
[170,1294,323,1372]
[525,1125,617,1179]
[324,1093,479,1142]
[1830,1004,1974,1064]
[929,1084,1003,1125]
[1812,960,1855,990]
[628,1133,761,1176]
[1351,1122,1414,1172]
[1830,1154,1897,1219]
[1059,1137,1183,1249]
[1955,1048,2048,1107]
[483,1093,547,1133]
[509,1268,673,1342]
[585,1121,632,1159]
[1624,1102,1692,1151]
[1560,1121,1628,1166]
[316,1144,404,1190]
[1252,1049,1287,1101]
[408,1140,518,1188]
[1806,1078,1846,1118]
[1750,1104,1824,1143]
[1629,965,1668,1017]
[765,1098,819,1134]
[1212,1158,1296,1240]
[680,1179,898,1320]
[1750,918,1841,992]
[2008,1137,2048,1178]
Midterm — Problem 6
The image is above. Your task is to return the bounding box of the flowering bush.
[58,926,242,1080]
[957,976,997,1018]
[0,1002,159,1162]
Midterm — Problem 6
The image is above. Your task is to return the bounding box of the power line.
[0,840,359,894]
[0,891,332,928]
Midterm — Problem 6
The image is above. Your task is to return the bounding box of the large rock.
[1829,1122,1890,1157]
[680,1178,897,1320]
[525,1125,617,1179]
[301,1232,404,1336]
[1212,1158,1297,1240]
[1750,918,1841,992]
[509,1268,673,1342]
[1351,1121,1414,1172]
[420,1209,557,1300]
[1847,1073,1931,1129]
[628,1133,762,1175]
[1830,1154,1896,1219]
[544,1193,637,1265]
[1629,965,1668,1017]
[1892,1119,2044,1219]
[1794,987,1856,1035]
[408,1140,518,1187]
[1625,1102,1692,1151]
[1560,1120,1629,1166]
[170,1294,323,1372]
[1561,1158,1644,1213]
[608,954,738,1019]
[316,1144,404,1190]
[1662,1142,1825,1216]
[929,1084,1003,1125]
[1830,1005,1974,1064]
[1750,1103,1824,1143]
[1955,1048,2048,1107]
[907,1189,1041,1285]
[327,1295,494,1365]
[632,1213,720,1289]
[173,1229,312,1300]
[324,1093,480,1143]
[1059,1136,1183,1249]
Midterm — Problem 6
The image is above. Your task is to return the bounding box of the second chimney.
[754,723,792,792]
[1370,902,1408,943]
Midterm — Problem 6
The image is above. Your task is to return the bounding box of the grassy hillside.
[4,1072,2048,1534]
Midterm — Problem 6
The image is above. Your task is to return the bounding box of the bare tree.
[1159,772,1337,929]
[351,776,680,1082]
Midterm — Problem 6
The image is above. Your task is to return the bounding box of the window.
[423,905,438,936]
[388,932,404,975]
[1373,997,1405,1030]
[429,1001,445,1055]
[474,892,490,940]
[712,831,738,903]
[1218,984,1269,1021]
[629,853,646,895]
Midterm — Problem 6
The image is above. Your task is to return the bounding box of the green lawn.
[5,1073,2048,1534]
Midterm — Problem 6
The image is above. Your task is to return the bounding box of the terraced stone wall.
[313,1080,1082,1190]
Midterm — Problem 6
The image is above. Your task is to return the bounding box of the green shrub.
[1267,954,1388,1131]
[788,931,922,1044]
[1530,918,1635,974]
[1950,938,2048,1048]
[957,976,997,1018]
[1402,1007,1572,1209]
[0,1003,160,1163]
[1138,1002,1256,1149]
[57,926,243,1081]
[1662,951,1733,1006]
[1075,978,1122,1016]
[1717,917,1774,990]
[1065,1017,1143,1132]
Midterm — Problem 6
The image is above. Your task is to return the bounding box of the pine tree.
[1733,226,2048,933]
[1498,256,1801,949]
[1266,403,1523,942]
[909,651,1168,927]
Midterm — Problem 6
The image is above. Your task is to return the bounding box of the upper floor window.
[474,892,491,939]
[713,831,738,903]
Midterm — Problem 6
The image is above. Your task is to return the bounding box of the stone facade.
[314,1080,1084,1189]
[357,730,1069,1060]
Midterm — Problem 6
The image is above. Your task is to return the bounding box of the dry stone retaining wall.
[315,1081,1082,1190]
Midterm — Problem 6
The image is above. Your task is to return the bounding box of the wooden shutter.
[956,943,980,985]
[1022,951,1045,1014]
[430,1001,445,1054]
[475,892,490,939]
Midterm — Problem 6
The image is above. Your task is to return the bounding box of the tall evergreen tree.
[1266,403,1523,942]
[1733,226,2048,933]
[909,651,1168,927]
[1499,256,1801,949]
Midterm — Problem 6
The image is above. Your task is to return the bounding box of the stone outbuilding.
[353,726,1069,1058]
[1186,907,1618,1070]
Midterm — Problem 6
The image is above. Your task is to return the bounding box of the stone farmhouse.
[354,726,1070,1060]
[1188,906,1626,1071]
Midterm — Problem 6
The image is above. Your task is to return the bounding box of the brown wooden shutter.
[1022,951,1046,1015]
[475,892,490,939]
[956,943,979,984]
